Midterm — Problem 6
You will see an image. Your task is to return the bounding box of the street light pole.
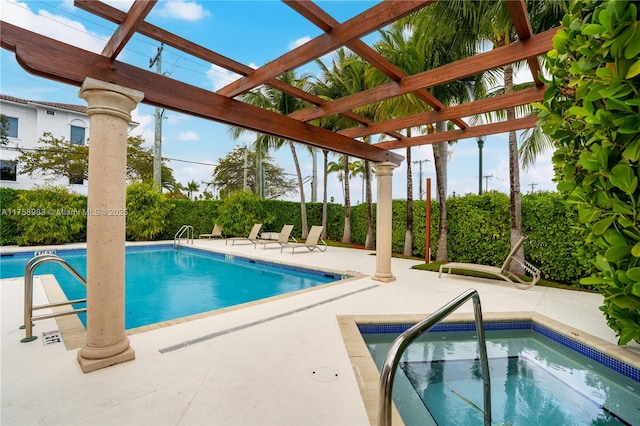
[477,136,484,195]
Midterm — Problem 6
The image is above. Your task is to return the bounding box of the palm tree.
[406,0,568,269]
[371,19,488,260]
[229,71,311,238]
[186,180,199,200]
[311,49,373,245]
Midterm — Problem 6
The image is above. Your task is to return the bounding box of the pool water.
[0,246,341,329]
[363,327,640,426]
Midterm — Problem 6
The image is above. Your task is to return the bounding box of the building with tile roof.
[0,94,138,194]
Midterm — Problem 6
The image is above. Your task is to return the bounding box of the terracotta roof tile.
[1,94,87,114]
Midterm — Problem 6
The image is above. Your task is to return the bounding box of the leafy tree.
[537,0,640,344]
[214,191,275,237]
[212,146,296,199]
[0,114,9,146]
[16,133,176,188]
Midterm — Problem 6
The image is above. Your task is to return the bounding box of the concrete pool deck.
[2,239,639,425]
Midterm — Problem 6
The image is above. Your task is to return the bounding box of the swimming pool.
[0,245,347,329]
[348,319,640,426]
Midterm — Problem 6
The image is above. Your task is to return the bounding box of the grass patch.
[412,261,597,293]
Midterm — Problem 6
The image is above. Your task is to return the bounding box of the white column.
[77,78,143,373]
[373,162,398,283]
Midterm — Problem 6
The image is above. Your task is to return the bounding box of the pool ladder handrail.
[377,288,492,426]
[174,224,194,248]
[21,254,87,343]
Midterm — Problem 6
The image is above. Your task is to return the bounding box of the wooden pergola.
[1,0,555,164]
[1,0,557,372]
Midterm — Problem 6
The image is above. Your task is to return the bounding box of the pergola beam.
[100,0,156,60]
[375,116,539,150]
[75,0,406,141]
[1,22,402,164]
[506,0,543,86]
[283,0,468,130]
[217,0,433,97]
[290,28,557,123]
[339,86,545,139]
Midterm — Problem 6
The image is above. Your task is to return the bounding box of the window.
[5,116,18,138]
[70,125,85,145]
[0,160,17,181]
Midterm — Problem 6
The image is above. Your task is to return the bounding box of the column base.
[372,273,396,283]
[77,347,135,373]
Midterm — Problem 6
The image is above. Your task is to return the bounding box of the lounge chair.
[438,236,541,290]
[281,225,327,254]
[199,224,224,239]
[255,224,296,249]
[226,223,262,246]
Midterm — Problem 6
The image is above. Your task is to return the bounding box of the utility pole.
[413,159,429,200]
[483,174,494,193]
[149,43,164,191]
[529,182,538,193]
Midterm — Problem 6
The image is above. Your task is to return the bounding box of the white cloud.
[101,0,134,12]
[179,131,199,142]
[156,1,210,21]
[206,64,241,91]
[2,0,106,53]
[289,36,311,50]
[129,108,155,145]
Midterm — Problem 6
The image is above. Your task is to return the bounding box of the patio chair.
[255,224,296,249]
[281,225,327,254]
[438,236,541,290]
[226,223,262,246]
[199,224,224,239]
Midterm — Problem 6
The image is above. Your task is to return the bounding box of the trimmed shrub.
[13,186,87,245]
[126,182,170,241]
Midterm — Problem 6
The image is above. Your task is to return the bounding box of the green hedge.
[0,187,591,284]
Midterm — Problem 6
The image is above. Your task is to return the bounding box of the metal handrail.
[173,224,194,248]
[377,288,492,426]
[21,254,87,343]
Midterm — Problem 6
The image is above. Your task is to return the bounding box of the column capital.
[373,161,399,177]
[79,78,144,122]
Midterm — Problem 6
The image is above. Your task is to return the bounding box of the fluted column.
[373,162,398,283]
[77,78,143,373]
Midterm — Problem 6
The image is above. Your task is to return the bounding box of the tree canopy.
[16,133,176,188]
[211,146,296,199]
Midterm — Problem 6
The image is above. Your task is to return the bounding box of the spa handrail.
[174,224,194,248]
[377,288,492,426]
[21,254,87,343]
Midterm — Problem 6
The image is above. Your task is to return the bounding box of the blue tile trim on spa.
[357,321,640,383]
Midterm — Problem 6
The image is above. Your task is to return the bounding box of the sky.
[0,0,558,203]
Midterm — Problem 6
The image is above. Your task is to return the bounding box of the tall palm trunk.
[504,63,524,274]
[364,159,374,249]
[404,132,414,256]
[321,149,328,240]
[363,136,374,249]
[434,121,448,262]
[343,155,351,244]
[289,141,308,239]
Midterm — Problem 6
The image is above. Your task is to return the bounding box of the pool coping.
[27,244,365,349]
[337,311,640,426]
